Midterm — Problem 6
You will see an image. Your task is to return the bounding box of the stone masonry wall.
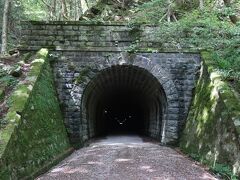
[52,52,201,145]
[0,49,71,179]
[20,21,201,145]
[180,51,240,176]
[20,21,161,52]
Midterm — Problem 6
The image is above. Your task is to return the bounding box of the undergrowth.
[190,153,239,180]
[131,7,240,92]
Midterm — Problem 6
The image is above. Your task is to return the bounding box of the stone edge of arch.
[80,54,180,144]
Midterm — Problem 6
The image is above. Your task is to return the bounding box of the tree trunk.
[77,0,83,20]
[199,0,204,10]
[1,0,11,54]
[74,0,81,20]
[52,0,57,20]
[223,0,239,24]
[167,0,171,22]
[61,0,68,20]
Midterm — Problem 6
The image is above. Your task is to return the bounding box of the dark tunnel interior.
[81,65,167,140]
[102,90,145,134]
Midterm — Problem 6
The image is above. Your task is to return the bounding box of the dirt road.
[37,135,217,180]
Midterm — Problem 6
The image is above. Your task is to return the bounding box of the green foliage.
[211,163,238,180]
[18,0,46,21]
[0,71,17,87]
[133,9,240,87]
[154,10,239,50]
[131,0,167,24]
[131,0,199,24]
[0,69,18,109]
[126,43,139,53]
[74,66,91,84]
[0,0,47,50]
[189,153,238,180]
[0,69,18,130]
[128,1,240,85]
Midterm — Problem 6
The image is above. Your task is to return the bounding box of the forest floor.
[0,53,32,129]
[37,135,218,180]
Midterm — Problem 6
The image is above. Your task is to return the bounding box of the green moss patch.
[180,51,240,178]
[74,66,92,84]
[0,49,70,179]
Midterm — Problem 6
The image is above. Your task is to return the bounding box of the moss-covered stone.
[180,51,240,177]
[74,66,92,84]
[0,49,70,179]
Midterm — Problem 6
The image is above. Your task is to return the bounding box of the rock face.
[180,51,240,176]
[20,22,201,146]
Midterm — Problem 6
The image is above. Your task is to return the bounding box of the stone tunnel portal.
[82,65,167,140]
[21,23,201,145]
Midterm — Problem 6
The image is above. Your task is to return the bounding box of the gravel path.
[37,135,218,180]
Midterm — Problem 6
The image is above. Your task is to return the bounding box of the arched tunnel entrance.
[81,65,167,140]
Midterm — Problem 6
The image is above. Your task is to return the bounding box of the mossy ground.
[0,63,19,130]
